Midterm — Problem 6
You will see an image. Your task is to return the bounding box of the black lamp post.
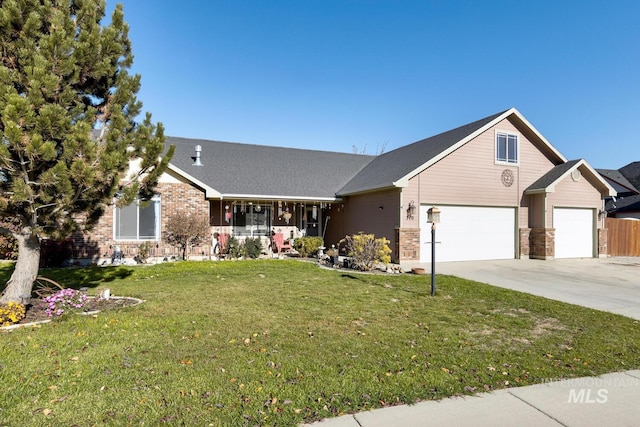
[427,206,441,296]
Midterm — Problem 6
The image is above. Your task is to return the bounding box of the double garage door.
[419,205,595,262]
[420,205,516,262]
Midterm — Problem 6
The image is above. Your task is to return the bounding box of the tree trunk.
[0,229,40,304]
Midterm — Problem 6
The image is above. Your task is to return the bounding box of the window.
[232,204,271,237]
[114,196,161,240]
[496,132,518,164]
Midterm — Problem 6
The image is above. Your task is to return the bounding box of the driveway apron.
[420,257,640,320]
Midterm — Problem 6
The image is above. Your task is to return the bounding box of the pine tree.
[0,0,174,303]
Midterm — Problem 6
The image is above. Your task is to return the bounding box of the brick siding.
[396,227,420,261]
[598,228,608,256]
[70,182,210,262]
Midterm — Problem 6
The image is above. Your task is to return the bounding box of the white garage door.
[420,205,516,262]
[554,208,594,258]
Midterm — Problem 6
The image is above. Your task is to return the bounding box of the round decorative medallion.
[501,169,514,187]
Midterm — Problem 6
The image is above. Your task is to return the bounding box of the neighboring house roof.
[596,168,639,195]
[337,107,568,195]
[525,159,615,197]
[619,162,640,192]
[606,193,640,213]
[166,137,374,201]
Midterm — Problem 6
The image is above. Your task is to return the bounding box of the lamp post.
[427,206,441,296]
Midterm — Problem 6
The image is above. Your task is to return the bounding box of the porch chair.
[272,232,291,254]
[215,233,230,258]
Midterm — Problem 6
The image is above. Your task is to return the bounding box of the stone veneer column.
[598,228,608,257]
[519,228,531,258]
[529,228,555,259]
[396,228,420,262]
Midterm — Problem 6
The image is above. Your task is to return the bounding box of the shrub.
[138,242,152,260]
[42,288,89,317]
[242,237,263,259]
[224,236,242,259]
[340,232,391,271]
[0,302,26,326]
[293,236,324,257]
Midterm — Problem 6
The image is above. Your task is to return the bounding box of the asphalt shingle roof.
[526,160,581,192]
[619,162,640,192]
[596,168,639,195]
[606,193,640,213]
[166,137,374,200]
[337,110,508,195]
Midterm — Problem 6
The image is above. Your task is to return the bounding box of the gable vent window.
[496,132,519,165]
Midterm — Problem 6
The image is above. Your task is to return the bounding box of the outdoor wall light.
[406,200,416,220]
[379,205,384,211]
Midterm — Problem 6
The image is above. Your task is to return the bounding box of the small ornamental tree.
[163,211,211,260]
[0,1,174,303]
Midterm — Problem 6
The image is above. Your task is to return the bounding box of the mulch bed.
[17,297,140,325]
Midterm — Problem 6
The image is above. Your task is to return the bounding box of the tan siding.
[401,178,420,228]
[323,203,348,247]
[529,193,545,228]
[341,189,401,250]
[548,172,602,226]
[408,117,556,229]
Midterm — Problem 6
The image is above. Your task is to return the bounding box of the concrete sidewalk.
[303,370,640,427]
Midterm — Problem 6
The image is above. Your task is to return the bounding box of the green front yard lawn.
[1,260,639,426]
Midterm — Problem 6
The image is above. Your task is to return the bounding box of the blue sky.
[106,0,639,169]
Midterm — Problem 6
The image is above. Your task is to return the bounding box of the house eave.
[338,185,400,197]
[524,188,551,195]
[396,108,569,185]
[524,159,617,198]
[167,164,221,198]
[217,194,338,202]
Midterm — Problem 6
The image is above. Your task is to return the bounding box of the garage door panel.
[420,205,515,262]
[554,208,594,258]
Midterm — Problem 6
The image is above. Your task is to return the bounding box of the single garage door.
[554,208,594,258]
[420,205,516,262]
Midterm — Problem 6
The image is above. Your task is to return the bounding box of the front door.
[305,205,320,237]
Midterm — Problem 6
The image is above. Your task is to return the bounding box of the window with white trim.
[114,196,161,240]
[496,132,519,164]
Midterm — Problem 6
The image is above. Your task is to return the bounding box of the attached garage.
[420,205,516,262]
[553,207,595,258]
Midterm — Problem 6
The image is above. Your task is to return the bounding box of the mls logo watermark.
[568,388,608,404]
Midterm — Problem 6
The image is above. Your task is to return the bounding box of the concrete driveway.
[417,257,640,320]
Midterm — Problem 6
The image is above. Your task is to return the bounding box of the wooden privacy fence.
[606,217,640,257]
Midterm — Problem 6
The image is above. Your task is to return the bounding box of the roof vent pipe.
[193,145,203,166]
